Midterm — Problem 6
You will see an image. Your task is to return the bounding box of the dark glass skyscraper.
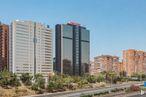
[55,22,90,75]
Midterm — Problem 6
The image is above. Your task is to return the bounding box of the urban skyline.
[0,1,146,96]
[2,19,146,77]
[0,20,91,77]
[0,0,146,60]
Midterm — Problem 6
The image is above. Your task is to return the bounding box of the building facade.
[89,61,97,75]
[55,22,90,75]
[9,20,53,77]
[0,23,9,71]
[93,55,120,74]
[117,62,123,74]
[123,49,146,76]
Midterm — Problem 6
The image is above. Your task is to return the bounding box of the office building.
[123,49,146,76]
[0,23,9,71]
[9,20,53,77]
[55,22,90,75]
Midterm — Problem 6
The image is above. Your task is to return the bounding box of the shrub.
[99,82,106,87]
[34,74,45,89]
[47,81,65,92]
[80,94,93,97]
[130,84,140,91]
[36,89,44,94]
[47,81,57,92]
[68,83,78,90]
[31,83,38,91]
[73,76,82,83]
[0,71,20,88]
[77,79,88,88]
[10,73,20,87]
[62,76,74,89]
[31,74,45,93]
[86,75,97,83]
[94,91,109,96]
[20,73,32,86]
[97,74,104,82]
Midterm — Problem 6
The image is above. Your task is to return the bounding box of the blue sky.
[0,0,146,60]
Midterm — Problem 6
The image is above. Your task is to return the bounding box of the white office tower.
[9,20,53,77]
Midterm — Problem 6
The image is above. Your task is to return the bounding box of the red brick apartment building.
[89,55,121,75]
[123,49,146,76]
[0,23,9,70]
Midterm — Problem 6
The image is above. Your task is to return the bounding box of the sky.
[0,0,146,60]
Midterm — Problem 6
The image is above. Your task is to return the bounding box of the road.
[128,94,146,97]
[24,82,143,97]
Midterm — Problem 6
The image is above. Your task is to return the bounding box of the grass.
[0,86,35,97]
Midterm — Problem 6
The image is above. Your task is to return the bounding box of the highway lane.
[128,94,146,97]
[24,82,143,97]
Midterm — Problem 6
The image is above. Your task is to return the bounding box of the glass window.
[81,28,90,41]
[63,38,73,74]
[63,25,73,38]
[81,42,90,74]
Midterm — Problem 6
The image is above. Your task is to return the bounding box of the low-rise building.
[89,55,121,75]
[123,49,146,76]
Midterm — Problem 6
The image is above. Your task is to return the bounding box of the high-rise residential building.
[123,49,146,76]
[93,55,120,74]
[9,20,53,77]
[55,22,90,75]
[0,23,9,71]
